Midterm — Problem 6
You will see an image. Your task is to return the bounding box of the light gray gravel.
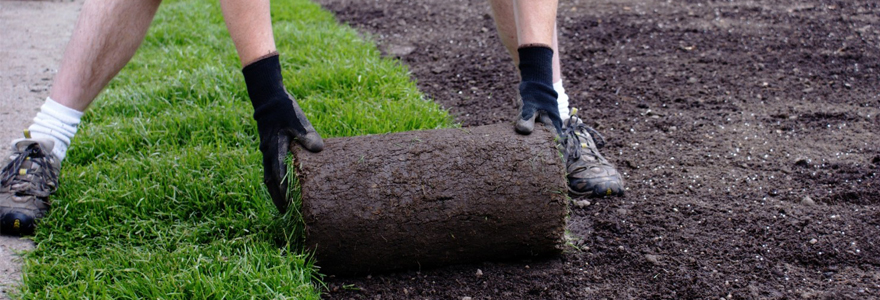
[0,1,83,298]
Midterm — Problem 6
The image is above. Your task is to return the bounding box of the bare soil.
[315,0,880,298]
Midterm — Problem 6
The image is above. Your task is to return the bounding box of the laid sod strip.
[18,0,451,298]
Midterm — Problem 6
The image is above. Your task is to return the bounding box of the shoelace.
[562,114,606,164]
[0,143,58,198]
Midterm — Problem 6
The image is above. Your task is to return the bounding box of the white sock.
[554,81,570,118]
[26,97,83,160]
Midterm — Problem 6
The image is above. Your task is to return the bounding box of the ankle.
[553,81,570,118]
[26,97,83,160]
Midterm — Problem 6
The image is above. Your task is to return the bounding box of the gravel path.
[0,1,82,298]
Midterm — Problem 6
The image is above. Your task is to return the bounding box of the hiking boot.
[561,114,625,198]
[0,137,60,236]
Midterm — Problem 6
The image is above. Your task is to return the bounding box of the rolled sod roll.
[292,123,567,275]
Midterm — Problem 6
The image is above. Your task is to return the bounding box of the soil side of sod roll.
[293,123,567,275]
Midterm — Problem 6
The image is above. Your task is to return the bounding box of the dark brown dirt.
[294,124,566,276]
[314,0,880,298]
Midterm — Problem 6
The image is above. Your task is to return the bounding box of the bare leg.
[49,0,163,112]
[488,0,562,83]
[551,25,561,84]
[488,0,518,62]
[513,0,556,46]
[219,0,277,66]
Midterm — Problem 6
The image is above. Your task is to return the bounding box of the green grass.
[17,0,451,298]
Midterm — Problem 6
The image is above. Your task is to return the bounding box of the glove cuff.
[517,45,554,84]
[242,54,288,122]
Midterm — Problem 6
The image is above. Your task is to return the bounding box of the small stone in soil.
[475,269,483,277]
[574,200,591,208]
[386,44,416,57]
[645,254,661,265]
[802,196,815,205]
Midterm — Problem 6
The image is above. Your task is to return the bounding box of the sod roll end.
[292,123,568,275]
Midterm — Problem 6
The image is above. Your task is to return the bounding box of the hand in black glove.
[514,46,563,135]
[244,54,323,213]
[515,82,563,135]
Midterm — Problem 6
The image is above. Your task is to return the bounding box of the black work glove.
[244,54,323,213]
[514,46,563,135]
[516,82,563,135]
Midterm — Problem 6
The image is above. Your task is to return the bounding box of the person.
[0,0,623,236]
[0,0,322,236]
[487,0,625,198]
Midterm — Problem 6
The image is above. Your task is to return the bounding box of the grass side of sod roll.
[17,0,451,298]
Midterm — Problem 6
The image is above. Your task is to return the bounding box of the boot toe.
[568,165,625,198]
[1,211,38,236]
